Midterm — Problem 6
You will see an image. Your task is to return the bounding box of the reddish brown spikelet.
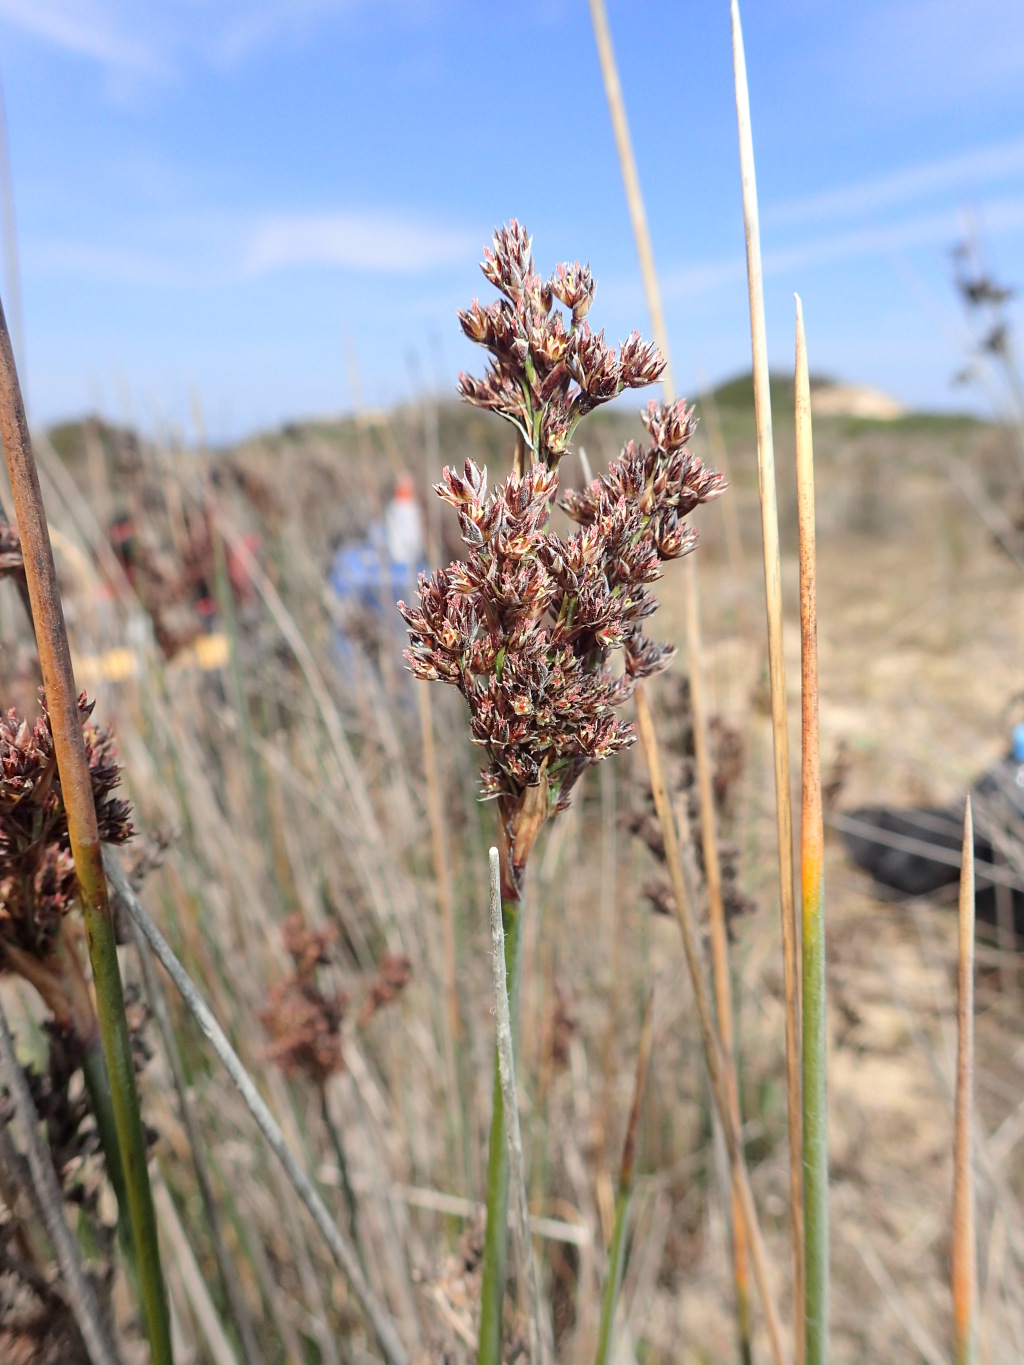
[0,692,133,966]
[359,950,413,1026]
[457,220,666,469]
[407,227,726,894]
[261,916,347,1087]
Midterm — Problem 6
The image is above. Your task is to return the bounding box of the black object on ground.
[836,753,1024,942]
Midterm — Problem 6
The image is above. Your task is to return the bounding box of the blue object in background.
[329,521,427,675]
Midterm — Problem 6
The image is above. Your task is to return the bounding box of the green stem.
[85,899,174,1365]
[80,1037,130,1231]
[802,865,828,1365]
[477,897,523,1365]
[594,1185,630,1365]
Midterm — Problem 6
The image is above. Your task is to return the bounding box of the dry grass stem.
[953,797,977,1365]
[0,994,121,1365]
[588,2,754,1350]
[489,846,548,1364]
[634,685,785,1365]
[796,294,828,1365]
[595,991,654,1365]
[730,3,804,1350]
[0,290,173,1363]
[102,849,410,1365]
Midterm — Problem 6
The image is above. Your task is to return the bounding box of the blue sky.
[0,0,1022,439]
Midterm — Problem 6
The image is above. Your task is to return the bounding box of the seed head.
[457,221,666,469]
[0,693,133,964]
[409,228,725,889]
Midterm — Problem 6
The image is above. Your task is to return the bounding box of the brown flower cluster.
[401,408,724,881]
[458,220,664,470]
[0,521,23,580]
[0,693,133,964]
[358,949,412,1027]
[261,916,347,1087]
[403,224,726,893]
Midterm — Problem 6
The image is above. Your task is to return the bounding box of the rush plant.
[400,222,724,1361]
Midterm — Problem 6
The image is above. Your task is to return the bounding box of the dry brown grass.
[1,393,1022,1362]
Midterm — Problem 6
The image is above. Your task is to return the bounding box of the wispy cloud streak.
[243,212,477,276]
[663,196,1024,302]
[765,136,1024,229]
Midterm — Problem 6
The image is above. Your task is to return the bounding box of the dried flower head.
[359,949,412,1026]
[261,916,347,1087]
[0,693,133,964]
[0,522,23,580]
[404,233,725,894]
[457,220,666,471]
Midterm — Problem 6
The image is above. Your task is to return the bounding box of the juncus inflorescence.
[0,693,132,965]
[401,223,726,898]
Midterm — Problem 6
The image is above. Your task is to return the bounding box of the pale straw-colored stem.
[587,1,754,1352]
[102,849,410,1365]
[489,848,548,1365]
[730,5,804,1353]
[587,0,674,400]
[796,296,829,1365]
[635,687,786,1365]
[952,797,977,1365]
[0,994,121,1365]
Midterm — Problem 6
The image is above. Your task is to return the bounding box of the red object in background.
[226,531,260,602]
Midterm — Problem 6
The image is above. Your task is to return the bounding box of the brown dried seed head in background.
[261,980,346,1087]
[261,916,347,1086]
[359,950,413,1026]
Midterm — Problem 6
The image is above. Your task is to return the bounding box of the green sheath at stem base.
[595,1185,631,1365]
[477,898,523,1365]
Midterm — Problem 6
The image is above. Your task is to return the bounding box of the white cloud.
[243,211,477,275]
[765,137,1024,229]
[663,196,1024,302]
[0,0,372,76]
[0,0,157,70]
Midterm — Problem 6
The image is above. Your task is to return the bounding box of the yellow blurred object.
[74,633,229,683]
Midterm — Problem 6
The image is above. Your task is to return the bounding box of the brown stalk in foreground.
[730,1,805,1352]
[952,797,977,1365]
[587,0,755,1354]
[635,685,785,1365]
[796,296,829,1365]
[0,293,173,1363]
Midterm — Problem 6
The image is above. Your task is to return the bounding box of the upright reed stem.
[489,847,545,1365]
[952,798,976,1365]
[0,294,173,1365]
[479,855,525,1365]
[796,296,828,1365]
[587,2,752,1351]
[730,5,804,1352]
